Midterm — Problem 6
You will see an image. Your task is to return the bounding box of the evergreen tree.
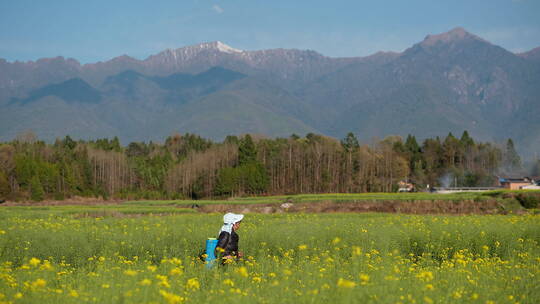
[504,139,522,172]
[405,135,420,154]
[404,135,424,177]
[443,133,461,167]
[15,155,37,188]
[460,130,474,147]
[63,135,76,150]
[30,175,44,201]
[238,135,257,166]
[215,167,239,196]
[241,162,269,194]
[111,137,122,152]
[341,132,360,152]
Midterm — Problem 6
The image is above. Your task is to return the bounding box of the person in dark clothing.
[216,213,244,263]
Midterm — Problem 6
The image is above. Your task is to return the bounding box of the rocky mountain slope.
[0,27,538,155]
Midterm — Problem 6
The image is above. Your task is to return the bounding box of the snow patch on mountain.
[215,41,243,54]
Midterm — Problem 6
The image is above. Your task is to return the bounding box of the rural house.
[499,177,536,190]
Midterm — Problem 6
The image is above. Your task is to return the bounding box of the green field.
[127,191,515,204]
[5,190,539,217]
[1,198,539,303]
[125,189,539,207]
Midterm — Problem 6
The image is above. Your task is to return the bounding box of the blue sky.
[1,0,539,63]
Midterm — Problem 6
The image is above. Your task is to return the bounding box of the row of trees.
[0,131,535,201]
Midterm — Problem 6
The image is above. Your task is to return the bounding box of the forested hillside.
[1,131,535,201]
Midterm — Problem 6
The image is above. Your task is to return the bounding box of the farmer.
[216,212,244,263]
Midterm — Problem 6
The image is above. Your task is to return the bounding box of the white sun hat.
[224,213,244,224]
[219,213,244,234]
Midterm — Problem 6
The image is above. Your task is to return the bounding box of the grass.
[114,190,540,217]
[123,190,540,207]
[0,205,539,303]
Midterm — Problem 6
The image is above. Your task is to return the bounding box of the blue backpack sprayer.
[205,238,218,268]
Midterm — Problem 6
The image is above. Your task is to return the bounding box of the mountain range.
[1,27,539,156]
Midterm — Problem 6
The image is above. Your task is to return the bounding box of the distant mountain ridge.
[12,78,102,105]
[1,28,539,156]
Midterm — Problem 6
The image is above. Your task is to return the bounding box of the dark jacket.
[216,230,239,258]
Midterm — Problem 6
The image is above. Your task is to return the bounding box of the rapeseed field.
[0,207,539,303]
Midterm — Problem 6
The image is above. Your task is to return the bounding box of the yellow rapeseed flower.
[352,246,362,256]
[337,278,356,288]
[359,274,370,285]
[236,266,249,277]
[416,271,434,282]
[40,260,53,270]
[186,278,200,290]
[140,279,152,286]
[160,290,184,304]
[156,274,170,288]
[298,244,308,250]
[170,267,183,276]
[31,279,46,289]
[28,258,41,267]
[124,270,137,276]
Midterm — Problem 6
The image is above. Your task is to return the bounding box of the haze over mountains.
[1,27,539,155]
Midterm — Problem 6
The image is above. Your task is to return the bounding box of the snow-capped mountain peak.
[214,41,243,54]
[185,41,243,54]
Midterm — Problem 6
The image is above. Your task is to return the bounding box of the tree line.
[0,131,535,201]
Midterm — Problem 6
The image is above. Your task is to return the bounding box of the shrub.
[515,194,539,209]
[483,190,504,198]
